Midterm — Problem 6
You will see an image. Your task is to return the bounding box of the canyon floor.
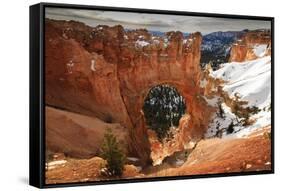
[46,125,271,184]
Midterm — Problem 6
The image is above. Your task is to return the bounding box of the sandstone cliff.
[229,30,271,62]
[45,19,214,165]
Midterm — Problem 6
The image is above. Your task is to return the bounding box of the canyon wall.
[229,30,271,62]
[45,19,214,165]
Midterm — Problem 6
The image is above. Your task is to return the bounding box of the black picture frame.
[30,2,274,188]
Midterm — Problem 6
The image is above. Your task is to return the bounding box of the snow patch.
[48,160,67,166]
[46,160,67,170]
[66,60,74,74]
[127,157,139,162]
[199,78,208,88]
[253,44,267,57]
[67,60,74,67]
[91,60,96,71]
[175,159,185,166]
[135,40,150,47]
[153,39,160,44]
[163,38,169,48]
[203,96,221,107]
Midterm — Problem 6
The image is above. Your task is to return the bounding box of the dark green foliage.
[143,84,186,140]
[218,102,225,118]
[248,106,260,115]
[232,93,261,126]
[100,128,125,176]
[226,121,234,134]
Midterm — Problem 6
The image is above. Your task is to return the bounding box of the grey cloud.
[45,7,271,34]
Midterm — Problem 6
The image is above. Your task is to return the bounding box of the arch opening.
[142,84,186,140]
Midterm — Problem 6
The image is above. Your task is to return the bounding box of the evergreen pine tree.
[143,84,186,140]
[100,128,125,176]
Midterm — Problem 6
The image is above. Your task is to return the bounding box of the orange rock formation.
[229,30,271,62]
[45,19,214,165]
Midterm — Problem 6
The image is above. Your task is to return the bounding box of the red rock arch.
[117,65,211,165]
[45,20,214,165]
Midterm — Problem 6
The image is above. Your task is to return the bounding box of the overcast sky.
[46,7,271,34]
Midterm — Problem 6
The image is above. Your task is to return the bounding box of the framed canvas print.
[29,2,274,188]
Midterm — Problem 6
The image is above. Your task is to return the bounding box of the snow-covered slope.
[205,56,271,138]
[211,56,271,108]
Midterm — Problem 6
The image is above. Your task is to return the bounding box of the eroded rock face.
[45,19,214,165]
[46,20,132,127]
[149,115,198,166]
[229,30,271,62]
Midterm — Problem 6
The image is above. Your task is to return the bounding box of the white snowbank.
[211,56,271,108]
[205,56,271,138]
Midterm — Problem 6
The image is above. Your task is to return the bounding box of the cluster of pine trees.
[143,84,186,139]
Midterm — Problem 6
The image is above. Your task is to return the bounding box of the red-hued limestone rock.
[229,30,271,62]
[45,20,131,127]
[148,115,197,166]
[45,19,214,165]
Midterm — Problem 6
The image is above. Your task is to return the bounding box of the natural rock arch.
[45,19,215,165]
[117,72,211,165]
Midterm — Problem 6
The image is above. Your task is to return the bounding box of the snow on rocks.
[203,96,221,107]
[135,39,150,48]
[204,102,237,138]
[66,60,75,74]
[211,56,271,108]
[253,44,268,57]
[46,160,67,170]
[245,164,252,169]
[152,39,160,45]
[265,161,271,165]
[127,157,139,162]
[123,34,129,40]
[67,60,74,67]
[163,38,169,48]
[205,56,271,138]
[91,59,96,72]
[199,78,208,88]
